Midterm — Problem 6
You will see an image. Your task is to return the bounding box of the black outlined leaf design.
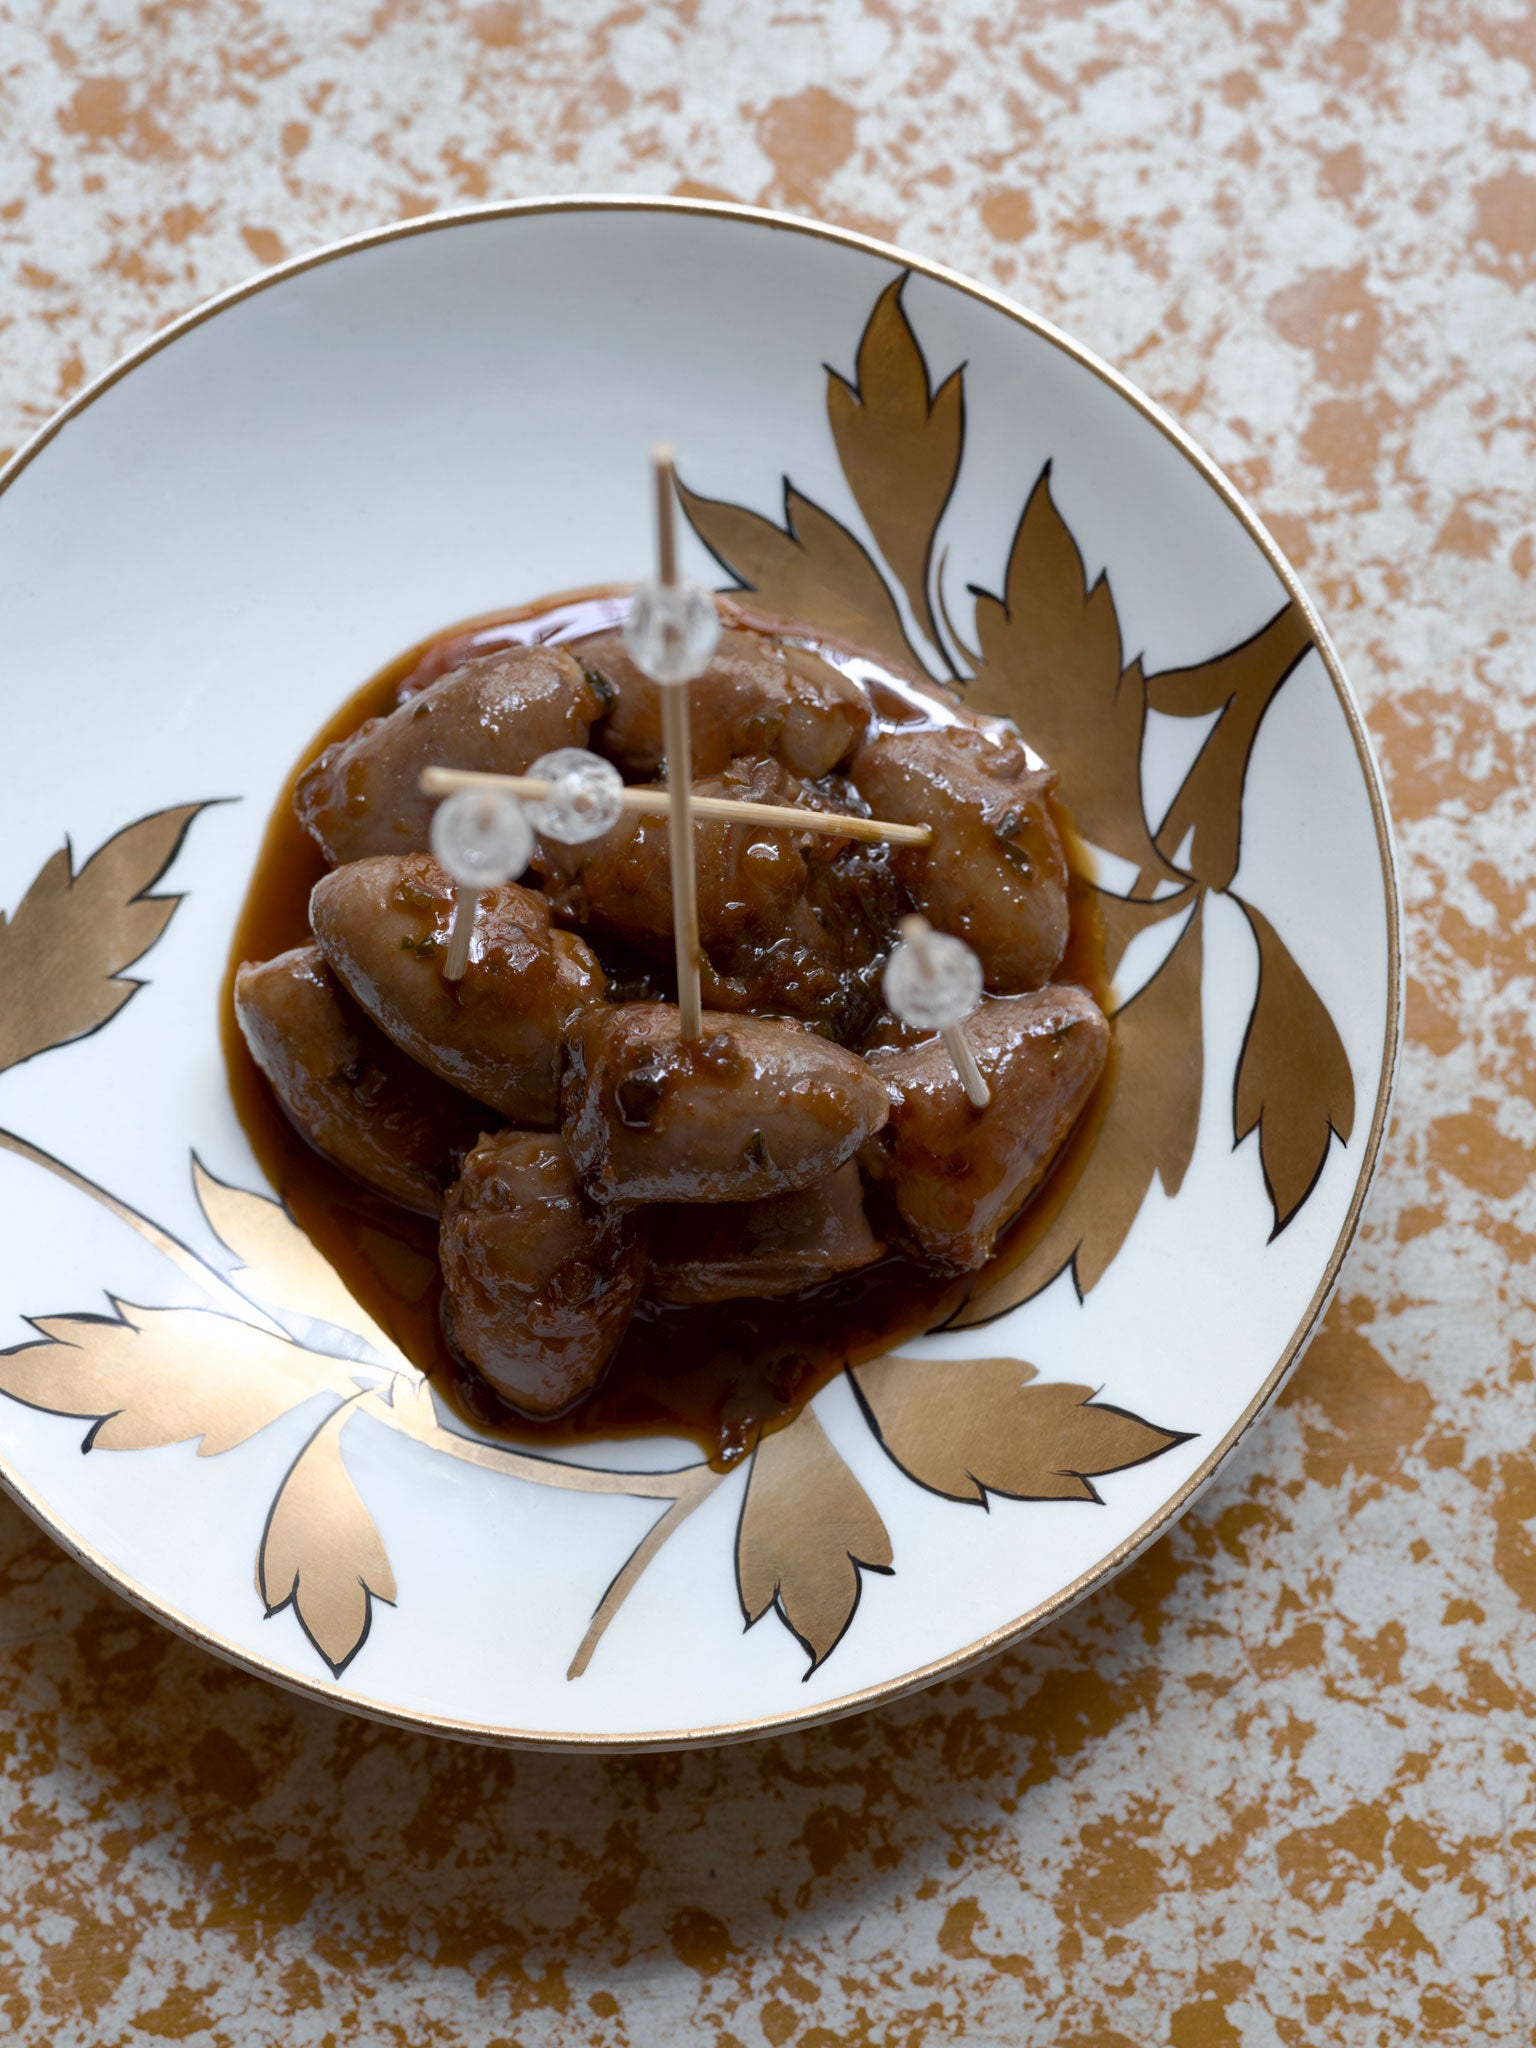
[954,897,1206,1322]
[737,1405,893,1675]
[967,470,1180,891]
[1097,884,1200,992]
[827,273,964,662]
[1148,604,1313,889]
[193,1158,408,1365]
[0,1119,728,1685]
[852,1354,1186,1505]
[258,1398,397,1676]
[0,1300,348,1454]
[677,477,922,676]
[0,804,208,1075]
[1233,898,1356,1237]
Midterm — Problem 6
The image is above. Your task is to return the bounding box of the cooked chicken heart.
[310,853,604,1125]
[864,986,1109,1270]
[296,644,604,865]
[578,625,870,782]
[440,1131,648,1415]
[539,756,897,1041]
[564,1002,889,1205]
[233,944,490,1214]
[647,1160,884,1304]
[851,725,1071,992]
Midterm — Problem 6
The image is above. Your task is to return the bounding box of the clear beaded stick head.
[622,578,721,687]
[620,444,719,1042]
[525,747,625,844]
[884,914,992,1108]
[430,785,533,982]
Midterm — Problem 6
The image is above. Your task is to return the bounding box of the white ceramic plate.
[0,200,1398,1749]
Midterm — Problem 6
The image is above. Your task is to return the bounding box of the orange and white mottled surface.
[1,4,1532,2042]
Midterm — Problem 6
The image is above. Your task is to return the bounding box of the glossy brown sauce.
[221,591,1110,1465]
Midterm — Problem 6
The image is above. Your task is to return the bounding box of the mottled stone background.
[0,1,1532,2042]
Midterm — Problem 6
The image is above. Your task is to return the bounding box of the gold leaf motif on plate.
[193,1158,410,1368]
[677,477,921,677]
[966,473,1180,892]
[0,1300,351,1455]
[0,803,207,1075]
[1233,898,1357,1237]
[1147,603,1313,889]
[826,273,963,663]
[954,896,1206,1322]
[258,1397,397,1676]
[737,1405,893,1674]
[851,1353,1186,1505]
[1097,884,1199,997]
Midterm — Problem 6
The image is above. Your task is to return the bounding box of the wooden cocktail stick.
[942,1020,991,1111]
[655,440,679,587]
[660,683,700,1037]
[418,765,932,847]
[651,447,704,1040]
[443,887,478,982]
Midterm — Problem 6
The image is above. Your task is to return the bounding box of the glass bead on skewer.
[429,787,534,983]
[623,577,721,687]
[525,748,625,845]
[884,915,992,1108]
[883,918,984,1031]
[430,786,534,887]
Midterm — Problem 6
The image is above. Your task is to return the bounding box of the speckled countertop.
[1,3,1532,2042]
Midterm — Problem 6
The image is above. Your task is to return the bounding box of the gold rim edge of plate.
[0,195,1404,1753]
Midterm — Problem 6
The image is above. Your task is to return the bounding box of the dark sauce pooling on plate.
[221,590,1110,1467]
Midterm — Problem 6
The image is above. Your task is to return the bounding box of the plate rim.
[0,194,1403,1750]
